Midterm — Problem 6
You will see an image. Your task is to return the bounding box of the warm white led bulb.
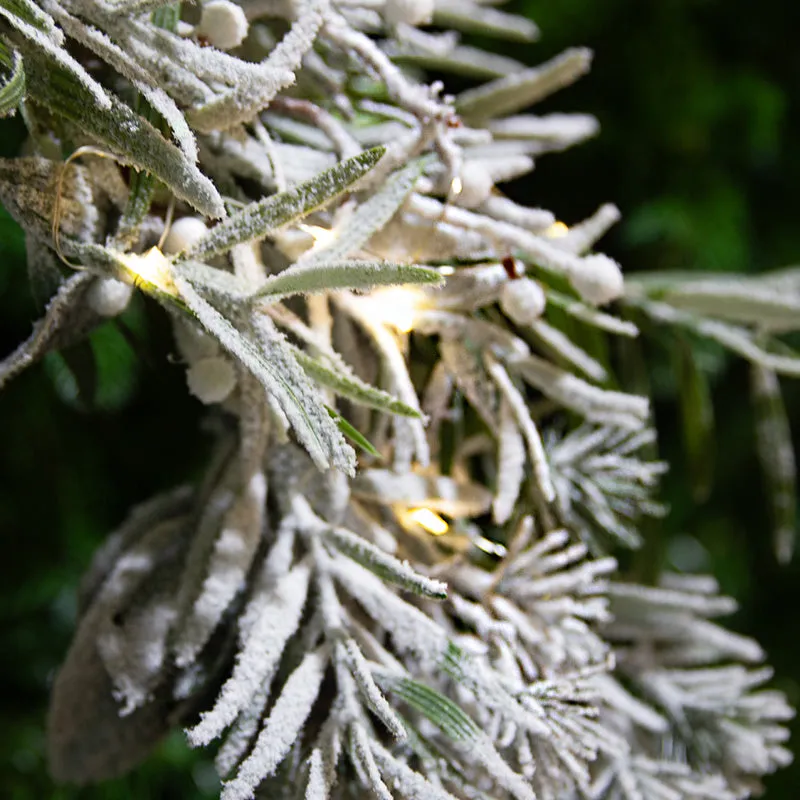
[162,216,209,255]
[500,277,546,326]
[384,0,434,27]
[87,277,134,318]
[186,356,237,404]
[197,1,249,51]
[569,254,624,306]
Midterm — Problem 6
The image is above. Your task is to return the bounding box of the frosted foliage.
[0,1,791,800]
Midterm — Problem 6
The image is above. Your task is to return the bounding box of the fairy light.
[117,247,176,294]
[544,220,569,238]
[406,508,449,536]
[298,223,337,249]
[368,287,423,334]
[450,176,463,197]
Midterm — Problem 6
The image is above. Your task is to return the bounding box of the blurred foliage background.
[1,0,799,796]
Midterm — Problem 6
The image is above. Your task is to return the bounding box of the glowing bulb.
[368,287,422,334]
[544,221,569,238]
[407,508,449,536]
[298,224,337,248]
[450,176,463,196]
[118,247,175,294]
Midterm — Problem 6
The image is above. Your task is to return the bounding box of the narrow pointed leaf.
[751,364,797,564]
[293,347,421,417]
[0,40,24,117]
[19,42,224,218]
[326,528,447,599]
[183,147,385,261]
[251,260,442,301]
[174,275,355,474]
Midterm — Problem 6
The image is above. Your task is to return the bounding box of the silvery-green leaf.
[297,157,429,267]
[221,646,329,800]
[325,529,447,599]
[174,275,355,474]
[457,48,592,122]
[18,43,224,218]
[0,271,99,390]
[384,42,523,80]
[628,297,800,378]
[292,346,421,418]
[0,39,24,117]
[751,364,797,564]
[183,147,385,261]
[251,260,442,301]
[433,0,539,43]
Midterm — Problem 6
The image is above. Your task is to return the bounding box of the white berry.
[454,165,494,209]
[186,357,237,404]
[384,0,434,27]
[500,278,546,326]
[162,216,209,255]
[87,277,133,318]
[569,254,625,306]
[172,318,220,364]
[197,1,249,51]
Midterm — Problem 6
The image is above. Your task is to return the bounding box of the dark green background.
[1,0,799,796]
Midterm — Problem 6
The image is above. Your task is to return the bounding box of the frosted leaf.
[433,0,539,43]
[457,48,592,121]
[0,271,98,391]
[188,0,329,132]
[173,472,267,666]
[292,346,421,417]
[0,41,25,117]
[221,646,329,800]
[18,44,224,218]
[325,527,448,599]
[513,353,650,429]
[183,147,385,261]
[529,319,608,382]
[339,639,406,740]
[487,356,555,503]
[251,259,442,300]
[439,340,498,429]
[626,297,800,377]
[297,157,427,267]
[453,163,494,208]
[187,561,312,746]
[493,398,526,525]
[751,364,796,563]
[174,276,355,474]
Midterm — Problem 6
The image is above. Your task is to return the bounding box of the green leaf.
[182,147,385,261]
[298,157,431,267]
[173,274,355,474]
[18,41,224,219]
[0,39,24,117]
[751,364,797,564]
[627,297,800,378]
[250,260,442,301]
[326,407,380,458]
[324,526,447,599]
[456,48,591,121]
[378,675,479,742]
[293,347,421,418]
[675,336,715,503]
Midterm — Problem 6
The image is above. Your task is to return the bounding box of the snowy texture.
[0,2,793,799]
